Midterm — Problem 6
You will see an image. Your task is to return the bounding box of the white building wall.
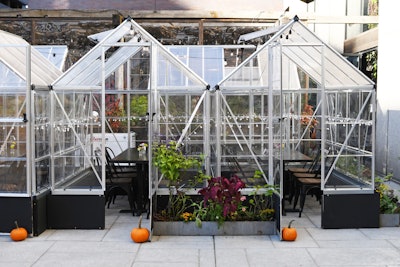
[346,0,365,39]
[376,0,400,177]
[314,0,346,53]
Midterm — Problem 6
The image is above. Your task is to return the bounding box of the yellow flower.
[10,141,16,149]
[180,212,194,222]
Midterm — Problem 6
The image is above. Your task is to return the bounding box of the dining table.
[109,147,149,216]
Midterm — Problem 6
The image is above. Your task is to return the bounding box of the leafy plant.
[152,168,277,226]
[375,174,400,214]
[152,140,202,187]
[152,140,203,219]
[154,189,193,221]
[194,175,246,227]
[189,173,277,227]
[130,95,148,126]
[243,183,276,221]
[365,50,377,82]
[199,176,245,217]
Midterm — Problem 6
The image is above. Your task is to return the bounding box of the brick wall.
[0,17,264,66]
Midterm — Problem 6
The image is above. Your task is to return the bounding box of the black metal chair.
[103,147,137,212]
[287,148,321,174]
[291,149,334,217]
[284,149,320,204]
[294,176,322,217]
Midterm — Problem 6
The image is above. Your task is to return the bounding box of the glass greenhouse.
[0,16,376,235]
[0,30,62,234]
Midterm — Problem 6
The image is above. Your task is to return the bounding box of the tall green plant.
[152,140,202,187]
[130,95,148,126]
[153,140,203,218]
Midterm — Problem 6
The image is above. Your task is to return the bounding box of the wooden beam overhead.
[344,27,378,54]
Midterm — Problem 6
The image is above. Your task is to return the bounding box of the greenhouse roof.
[218,16,375,90]
[52,18,208,89]
[0,30,62,87]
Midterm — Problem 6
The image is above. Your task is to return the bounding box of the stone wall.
[0,16,265,66]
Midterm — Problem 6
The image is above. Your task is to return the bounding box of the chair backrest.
[307,148,322,173]
[104,147,121,182]
[94,149,102,167]
[309,147,336,176]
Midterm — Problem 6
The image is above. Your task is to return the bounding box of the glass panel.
[130,93,148,145]
[0,44,29,195]
[0,61,25,87]
[155,92,205,189]
[323,89,374,191]
[0,92,28,194]
[220,56,260,87]
[33,45,68,71]
[130,48,150,90]
[34,91,51,192]
[0,124,28,194]
[52,91,102,192]
[168,46,224,87]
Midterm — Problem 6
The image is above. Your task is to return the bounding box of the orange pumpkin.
[282,220,297,241]
[10,221,28,241]
[131,215,150,243]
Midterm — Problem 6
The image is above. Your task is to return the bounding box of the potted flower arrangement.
[375,174,400,227]
[152,166,278,235]
[137,142,148,156]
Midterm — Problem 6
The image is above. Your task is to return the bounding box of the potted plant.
[137,142,148,157]
[105,97,127,133]
[300,104,318,139]
[375,174,400,227]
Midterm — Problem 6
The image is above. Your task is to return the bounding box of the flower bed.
[152,141,278,235]
[153,221,276,236]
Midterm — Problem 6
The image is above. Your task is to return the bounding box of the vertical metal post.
[26,45,32,196]
[320,45,326,189]
[101,45,106,191]
[268,45,274,185]
[215,90,221,177]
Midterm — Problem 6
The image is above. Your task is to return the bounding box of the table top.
[282,149,312,162]
[273,149,312,163]
[110,148,149,164]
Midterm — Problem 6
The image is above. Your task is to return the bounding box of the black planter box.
[33,192,49,236]
[47,194,105,229]
[0,196,32,234]
[0,191,49,236]
[322,192,380,229]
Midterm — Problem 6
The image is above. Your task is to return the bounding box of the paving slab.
[1,196,400,267]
